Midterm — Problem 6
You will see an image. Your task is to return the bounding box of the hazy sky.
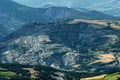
[13,0,111,9]
[13,0,73,7]
[12,0,94,8]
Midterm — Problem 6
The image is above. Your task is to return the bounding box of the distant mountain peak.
[42,3,55,8]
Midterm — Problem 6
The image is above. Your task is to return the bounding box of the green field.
[97,72,120,80]
[0,71,16,77]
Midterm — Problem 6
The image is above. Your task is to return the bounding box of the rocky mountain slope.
[0,20,120,74]
[78,0,120,11]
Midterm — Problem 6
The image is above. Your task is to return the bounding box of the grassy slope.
[0,71,16,77]
[81,72,120,80]
[97,72,120,80]
[69,19,120,30]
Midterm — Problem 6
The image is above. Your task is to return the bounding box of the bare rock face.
[0,21,120,74]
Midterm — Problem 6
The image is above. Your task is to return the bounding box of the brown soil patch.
[23,68,37,79]
[80,74,106,80]
[69,19,120,29]
[90,54,115,65]
[72,64,80,68]
[69,19,107,26]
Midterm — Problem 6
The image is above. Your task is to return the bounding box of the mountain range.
[74,0,120,17]
[0,0,117,40]
[13,0,120,17]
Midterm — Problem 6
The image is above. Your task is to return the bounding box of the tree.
[107,22,111,28]
[117,77,120,80]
